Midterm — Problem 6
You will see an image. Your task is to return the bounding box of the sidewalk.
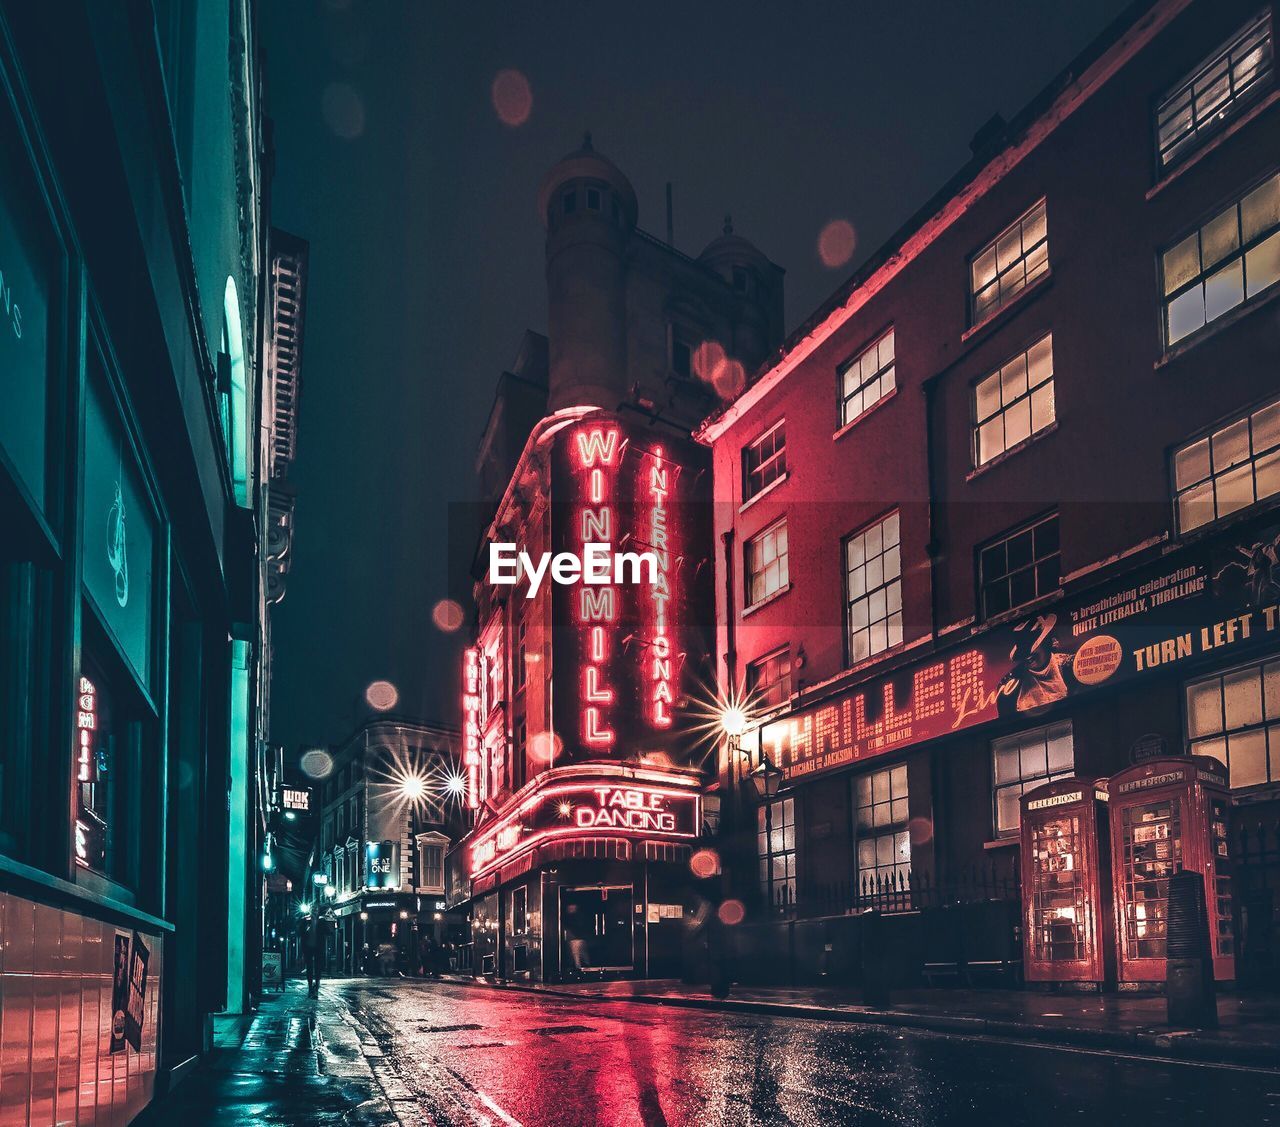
[136,982,399,1126]
[442,974,1280,1070]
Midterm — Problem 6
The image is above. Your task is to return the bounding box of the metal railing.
[765,863,1021,919]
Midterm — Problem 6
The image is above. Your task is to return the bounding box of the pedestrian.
[300,912,327,998]
[564,902,591,978]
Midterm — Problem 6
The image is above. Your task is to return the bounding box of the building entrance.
[561,885,634,974]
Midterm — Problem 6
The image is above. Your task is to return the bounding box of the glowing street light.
[399,772,428,802]
[719,705,748,738]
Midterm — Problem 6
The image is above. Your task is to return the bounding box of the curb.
[435,976,1280,1072]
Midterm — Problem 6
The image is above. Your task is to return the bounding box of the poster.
[762,520,1280,782]
[109,932,130,1054]
[124,931,149,1053]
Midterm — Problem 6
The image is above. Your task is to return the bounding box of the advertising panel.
[763,520,1280,782]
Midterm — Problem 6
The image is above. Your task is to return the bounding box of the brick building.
[700,0,1280,989]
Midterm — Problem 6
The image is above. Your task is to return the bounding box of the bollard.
[1165,869,1218,1029]
[860,909,890,1008]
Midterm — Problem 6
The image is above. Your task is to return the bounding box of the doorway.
[560,885,634,974]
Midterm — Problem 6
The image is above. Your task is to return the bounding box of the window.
[515,615,527,691]
[839,328,896,427]
[1162,172,1280,346]
[742,421,786,501]
[585,186,601,211]
[1186,659,1280,789]
[845,511,902,663]
[562,189,577,215]
[671,337,692,379]
[992,720,1075,836]
[969,199,1048,323]
[421,843,445,893]
[974,334,1055,466]
[1173,397,1280,532]
[757,796,796,911]
[510,884,528,932]
[979,512,1061,620]
[745,520,789,607]
[1156,11,1274,170]
[747,648,792,710]
[855,764,910,888]
[732,265,750,293]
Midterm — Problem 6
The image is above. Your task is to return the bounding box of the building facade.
[454,139,785,982]
[701,0,1280,990]
[0,1,280,1118]
[314,716,463,976]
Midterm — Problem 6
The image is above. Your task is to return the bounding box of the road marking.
[446,1066,525,1127]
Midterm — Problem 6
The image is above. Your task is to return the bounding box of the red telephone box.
[1020,776,1114,987]
[1108,757,1234,986]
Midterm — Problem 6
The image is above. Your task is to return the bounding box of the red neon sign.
[469,776,699,876]
[462,647,482,809]
[574,424,620,749]
[76,676,98,783]
[644,446,674,729]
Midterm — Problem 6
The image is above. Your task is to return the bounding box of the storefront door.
[561,886,633,973]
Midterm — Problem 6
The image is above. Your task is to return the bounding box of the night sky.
[261,0,1130,757]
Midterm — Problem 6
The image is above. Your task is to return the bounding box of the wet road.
[327,979,1280,1126]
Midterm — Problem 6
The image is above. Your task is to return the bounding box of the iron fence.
[764,862,1021,919]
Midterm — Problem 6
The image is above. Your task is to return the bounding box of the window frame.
[757,794,796,912]
[746,646,792,711]
[741,419,787,503]
[1160,168,1280,350]
[744,518,789,609]
[968,199,1049,326]
[972,332,1056,469]
[991,720,1075,838]
[854,763,911,892]
[976,510,1062,622]
[1184,657,1280,791]
[1155,9,1275,172]
[843,509,903,666]
[837,326,896,430]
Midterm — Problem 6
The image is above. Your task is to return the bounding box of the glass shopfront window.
[82,358,155,689]
[0,99,60,518]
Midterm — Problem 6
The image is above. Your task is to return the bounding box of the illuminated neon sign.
[468,773,700,877]
[76,676,98,783]
[574,425,620,749]
[462,647,482,809]
[644,446,674,729]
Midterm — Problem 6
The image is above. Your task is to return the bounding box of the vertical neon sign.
[645,447,675,728]
[575,425,620,748]
[76,676,98,782]
[462,647,482,809]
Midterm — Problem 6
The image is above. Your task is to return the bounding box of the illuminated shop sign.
[764,519,1280,783]
[469,777,699,877]
[283,787,310,812]
[574,424,621,750]
[76,676,98,784]
[643,446,674,729]
[462,647,482,809]
[365,841,401,890]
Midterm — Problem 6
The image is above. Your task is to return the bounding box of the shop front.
[743,512,1280,992]
[461,765,702,982]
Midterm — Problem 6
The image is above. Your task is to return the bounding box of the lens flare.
[432,599,465,633]
[690,848,721,879]
[300,749,334,780]
[491,69,533,127]
[365,680,399,711]
[718,899,746,926]
[321,82,365,140]
[528,730,563,766]
[818,218,857,268]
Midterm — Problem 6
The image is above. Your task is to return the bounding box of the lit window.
[1156,11,1274,170]
[969,200,1048,324]
[974,334,1055,466]
[992,721,1075,836]
[742,421,786,501]
[1162,172,1280,346]
[845,511,902,664]
[747,648,791,710]
[839,328,896,427]
[855,764,910,889]
[1186,659,1280,789]
[745,520,789,607]
[1172,396,1280,532]
[757,796,796,911]
[979,512,1060,620]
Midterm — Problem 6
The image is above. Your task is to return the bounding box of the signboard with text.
[763,520,1280,782]
[365,840,400,890]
